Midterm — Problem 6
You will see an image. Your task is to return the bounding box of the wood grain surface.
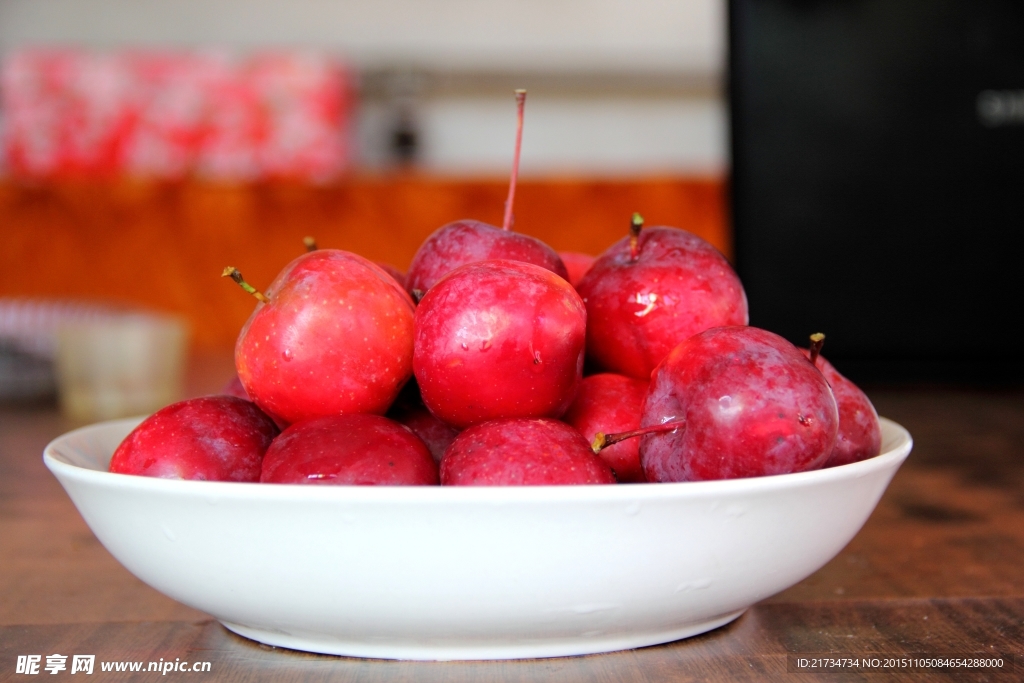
[1,367,1022,681]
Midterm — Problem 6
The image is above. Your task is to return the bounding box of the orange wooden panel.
[0,175,727,350]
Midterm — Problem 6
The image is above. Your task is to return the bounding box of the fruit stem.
[501,89,527,232]
[629,212,644,261]
[221,267,271,304]
[303,236,318,252]
[808,332,826,367]
[591,419,685,453]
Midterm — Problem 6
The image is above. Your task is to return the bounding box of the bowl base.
[219,609,746,661]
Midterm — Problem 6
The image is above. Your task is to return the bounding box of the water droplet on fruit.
[480,339,491,351]
[282,349,293,361]
[718,395,741,418]
[460,342,469,350]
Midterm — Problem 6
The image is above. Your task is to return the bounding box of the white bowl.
[44,417,912,661]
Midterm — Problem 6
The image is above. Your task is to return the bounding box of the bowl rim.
[44,416,912,504]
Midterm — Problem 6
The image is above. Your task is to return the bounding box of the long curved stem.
[502,89,527,232]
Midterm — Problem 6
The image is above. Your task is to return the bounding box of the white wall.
[0,0,723,73]
[359,94,725,176]
[0,0,727,175]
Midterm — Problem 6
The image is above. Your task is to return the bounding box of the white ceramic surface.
[44,418,912,661]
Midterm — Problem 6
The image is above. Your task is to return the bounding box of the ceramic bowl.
[44,417,911,660]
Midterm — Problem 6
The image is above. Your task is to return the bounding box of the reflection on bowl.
[44,418,912,661]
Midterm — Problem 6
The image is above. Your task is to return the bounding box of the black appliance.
[729,0,1024,383]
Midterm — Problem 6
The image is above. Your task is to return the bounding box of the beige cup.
[54,314,188,422]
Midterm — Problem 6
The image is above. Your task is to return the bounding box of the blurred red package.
[0,50,135,175]
[0,49,353,180]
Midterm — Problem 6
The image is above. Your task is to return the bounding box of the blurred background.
[0,0,728,415]
[1,0,1021,416]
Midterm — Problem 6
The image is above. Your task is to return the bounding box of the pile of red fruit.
[110,91,882,486]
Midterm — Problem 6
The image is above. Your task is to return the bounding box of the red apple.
[576,215,748,380]
[413,259,587,429]
[406,220,568,297]
[441,418,616,485]
[558,251,595,288]
[640,326,838,482]
[229,250,416,425]
[802,339,882,467]
[375,262,407,289]
[404,91,568,298]
[303,237,407,290]
[388,403,460,464]
[562,373,648,482]
[109,396,279,481]
[261,414,438,485]
[221,374,250,399]
[385,378,461,463]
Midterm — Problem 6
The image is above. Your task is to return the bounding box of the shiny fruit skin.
[441,418,617,486]
[235,250,416,425]
[576,227,748,380]
[562,373,648,482]
[221,374,250,399]
[389,404,460,464]
[641,326,838,482]
[558,251,595,288]
[413,259,587,429]
[406,220,569,296]
[802,350,882,467]
[260,414,438,485]
[109,396,279,481]
[375,262,407,289]
[385,377,461,463]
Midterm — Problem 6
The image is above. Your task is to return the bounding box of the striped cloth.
[0,298,122,358]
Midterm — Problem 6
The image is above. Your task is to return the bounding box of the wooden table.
[2,363,1022,681]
